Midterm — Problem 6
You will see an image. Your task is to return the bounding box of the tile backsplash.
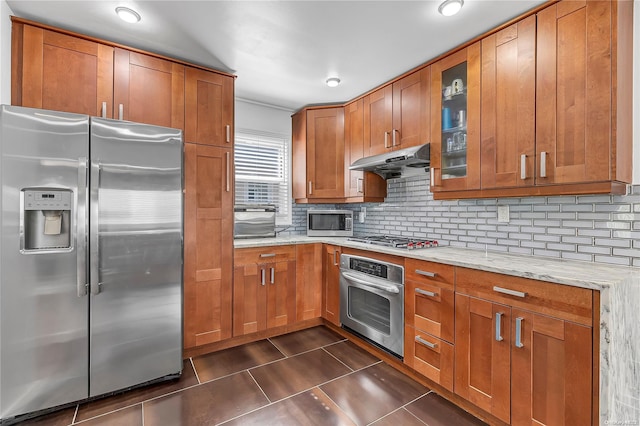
[289,174,640,267]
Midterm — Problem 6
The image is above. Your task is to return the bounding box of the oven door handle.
[341,271,400,294]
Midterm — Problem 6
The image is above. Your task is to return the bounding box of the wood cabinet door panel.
[455,294,511,424]
[267,260,297,328]
[405,280,454,344]
[295,244,322,321]
[392,71,423,150]
[481,16,536,189]
[511,309,592,426]
[114,48,185,129]
[322,245,341,326]
[185,67,234,146]
[233,264,266,336]
[345,99,365,198]
[364,85,393,156]
[536,1,611,185]
[306,107,345,198]
[184,144,233,348]
[18,25,114,117]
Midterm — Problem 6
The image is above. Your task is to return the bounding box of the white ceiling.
[7,0,546,111]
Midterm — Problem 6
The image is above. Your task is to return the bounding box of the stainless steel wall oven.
[339,253,404,358]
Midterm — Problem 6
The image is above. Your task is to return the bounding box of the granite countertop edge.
[234,236,640,291]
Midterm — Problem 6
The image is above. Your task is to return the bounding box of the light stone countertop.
[234,235,640,424]
[234,235,638,291]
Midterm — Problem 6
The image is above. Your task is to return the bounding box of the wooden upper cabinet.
[113,48,184,129]
[363,85,393,156]
[344,99,386,202]
[536,0,632,187]
[364,69,429,156]
[293,107,345,202]
[481,16,536,190]
[185,67,234,146]
[430,43,481,193]
[183,143,234,348]
[12,23,114,117]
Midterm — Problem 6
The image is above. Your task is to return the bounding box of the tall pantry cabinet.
[11,17,236,350]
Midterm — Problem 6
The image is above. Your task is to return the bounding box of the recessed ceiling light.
[438,0,464,17]
[326,77,341,87]
[116,6,141,23]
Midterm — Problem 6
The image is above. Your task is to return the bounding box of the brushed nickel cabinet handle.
[521,154,527,180]
[226,125,231,143]
[308,181,313,195]
[415,336,437,349]
[260,253,276,258]
[384,131,390,148]
[392,129,398,147]
[118,104,123,121]
[101,102,107,118]
[515,317,524,348]
[270,267,275,284]
[225,152,230,192]
[261,269,266,286]
[493,286,527,298]
[495,312,504,342]
[333,250,338,266]
[540,151,547,178]
[415,269,437,278]
[415,288,438,298]
[357,178,363,194]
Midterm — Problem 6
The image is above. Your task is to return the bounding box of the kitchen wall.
[0,0,13,104]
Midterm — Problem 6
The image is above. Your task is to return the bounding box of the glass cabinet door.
[441,62,468,180]
[430,43,480,195]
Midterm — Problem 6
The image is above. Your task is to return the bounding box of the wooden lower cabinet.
[183,143,233,349]
[455,293,593,425]
[404,326,454,392]
[295,244,323,321]
[233,246,297,336]
[322,244,342,326]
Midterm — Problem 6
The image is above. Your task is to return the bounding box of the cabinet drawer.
[456,267,593,326]
[404,326,454,392]
[405,280,454,343]
[234,245,296,265]
[405,259,454,288]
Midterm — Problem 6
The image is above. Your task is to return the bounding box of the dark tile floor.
[19,326,487,426]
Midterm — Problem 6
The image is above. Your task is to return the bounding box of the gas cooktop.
[347,234,438,250]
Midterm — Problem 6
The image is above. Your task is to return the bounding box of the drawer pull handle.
[415,288,438,298]
[415,336,437,349]
[493,286,527,298]
[260,253,276,258]
[415,269,437,278]
[515,317,524,348]
[495,312,504,342]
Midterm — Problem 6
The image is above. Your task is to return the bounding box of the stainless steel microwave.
[307,210,353,237]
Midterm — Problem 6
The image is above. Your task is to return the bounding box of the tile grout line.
[141,401,144,426]
[313,385,360,425]
[365,391,431,425]
[70,404,79,425]
[320,346,355,372]
[247,369,272,404]
[190,357,202,384]
[266,337,289,358]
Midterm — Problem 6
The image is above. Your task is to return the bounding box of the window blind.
[234,130,291,226]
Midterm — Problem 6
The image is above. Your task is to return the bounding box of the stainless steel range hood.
[349,143,430,179]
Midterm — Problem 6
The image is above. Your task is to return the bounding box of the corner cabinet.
[429,43,481,194]
[183,144,234,348]
[454,267,594,425]
[292,107,345,203]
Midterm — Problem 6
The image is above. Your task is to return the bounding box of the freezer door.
[89,118,183,397]
[0,106,89,420]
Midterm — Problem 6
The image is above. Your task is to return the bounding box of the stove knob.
[408,242,414,250]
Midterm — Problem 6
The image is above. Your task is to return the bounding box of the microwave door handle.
[341,271,400,294]
[345,217,352,231]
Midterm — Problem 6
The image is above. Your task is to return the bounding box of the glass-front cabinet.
[430,43,481,195]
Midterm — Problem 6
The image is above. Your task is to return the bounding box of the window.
[234,129,291,225]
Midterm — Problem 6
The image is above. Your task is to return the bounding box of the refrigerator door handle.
[77,157,88,297]
[90,160,102,295]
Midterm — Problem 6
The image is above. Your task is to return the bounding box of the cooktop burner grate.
[347,234,438,250]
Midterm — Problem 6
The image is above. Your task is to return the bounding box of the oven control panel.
[340,253,404,284]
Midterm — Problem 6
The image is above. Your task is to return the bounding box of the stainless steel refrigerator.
[0,105,183,422]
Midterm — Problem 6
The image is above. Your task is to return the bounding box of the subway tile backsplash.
[288,174,640,267]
